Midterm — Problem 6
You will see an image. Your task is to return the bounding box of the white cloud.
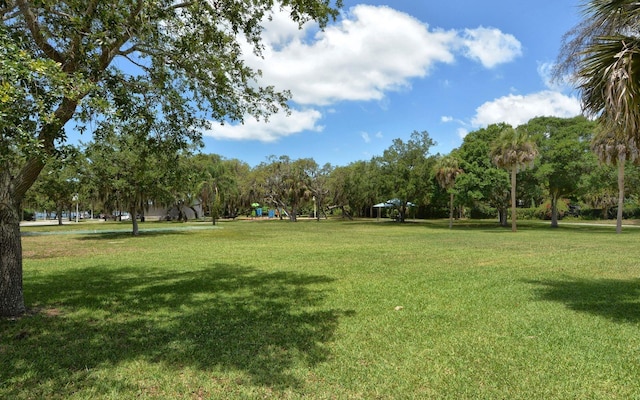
[537,62,555,89]
[260,6,315,49]
[441,116,454,123]
[460,27,522,68]
[471,91,581,128]
[246,5,458,106]
[537,61,574,91]
[223,6,526,143]
[204,109,323,142]
[361,130,383,143]
[246,8,523,108]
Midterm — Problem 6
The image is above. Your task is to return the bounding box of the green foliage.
[20,117,640,229]
[530,116,595,195]
[21,209,35,221]
[490,125,539,171]
[375,130,436,221]
[557,1,640,141]
[328,160,382,217]
[0,25,87,166]
[84,111,190,226]
[515,207,539,220]
[469,204,497,219]
[433,155,462,191]
[515,200,570,220]
[26,146,82,223]
[254,155,317,221]
[456,124,510,216]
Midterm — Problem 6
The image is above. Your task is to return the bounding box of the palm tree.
[556,2,640,141]
[556,2,640,233]
[434,156,463,229]
[591,127,639,233]
[490,126,538,232]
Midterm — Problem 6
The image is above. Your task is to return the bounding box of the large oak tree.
[0,0,341,317]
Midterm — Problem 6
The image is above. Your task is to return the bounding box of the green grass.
[2,218,640,399]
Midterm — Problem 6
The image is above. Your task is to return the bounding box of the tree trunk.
[316,200,322,222]
[0,98,78,318]
[57,204,63,225]
[340,206,353,220]
[448,192,454,229]
[0,169,26,317]
[616,159,625,234]
[290,205,297,222]
[130,204,139,236]
[498,208,508,226]
[510,166,517,232]
[212,188,219,225]
[550,193,559,228]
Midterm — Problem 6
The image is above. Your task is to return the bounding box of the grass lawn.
[2,218,640,399]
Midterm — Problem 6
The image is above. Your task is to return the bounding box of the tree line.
[25,115,640,233]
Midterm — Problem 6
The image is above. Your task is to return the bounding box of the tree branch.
[118,43,141,56]
[167,2,196,11]
[1,1,18,19]
[120,53,151,72]
[14,97,79,200]
[68,0,100,64]
[98,0,144,71]
[15,0,65,64]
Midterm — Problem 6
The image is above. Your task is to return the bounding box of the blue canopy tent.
[373,199,416,221]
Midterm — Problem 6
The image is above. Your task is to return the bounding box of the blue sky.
[120,1,588,167]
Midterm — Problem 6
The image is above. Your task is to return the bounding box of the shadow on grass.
[526,277,640,323]
[352,219,640,234]
[344,219,519,232]
[22,225,220,239]
[0,264,352,397]
[72,229,196,241]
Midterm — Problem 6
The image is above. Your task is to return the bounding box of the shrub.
[535,199,569,220]
[22,209,35,221]
[515,207,538,220]
[470,205,496,219]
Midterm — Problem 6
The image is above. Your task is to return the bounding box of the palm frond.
[490,127,539,172]
[579,35,640,139]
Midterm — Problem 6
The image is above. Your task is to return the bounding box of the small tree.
[490,126,539,232]
[434,156,463,229]
[591,128,639,233]
[529,116,596,228]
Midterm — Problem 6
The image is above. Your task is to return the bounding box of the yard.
[2,219,639,399]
